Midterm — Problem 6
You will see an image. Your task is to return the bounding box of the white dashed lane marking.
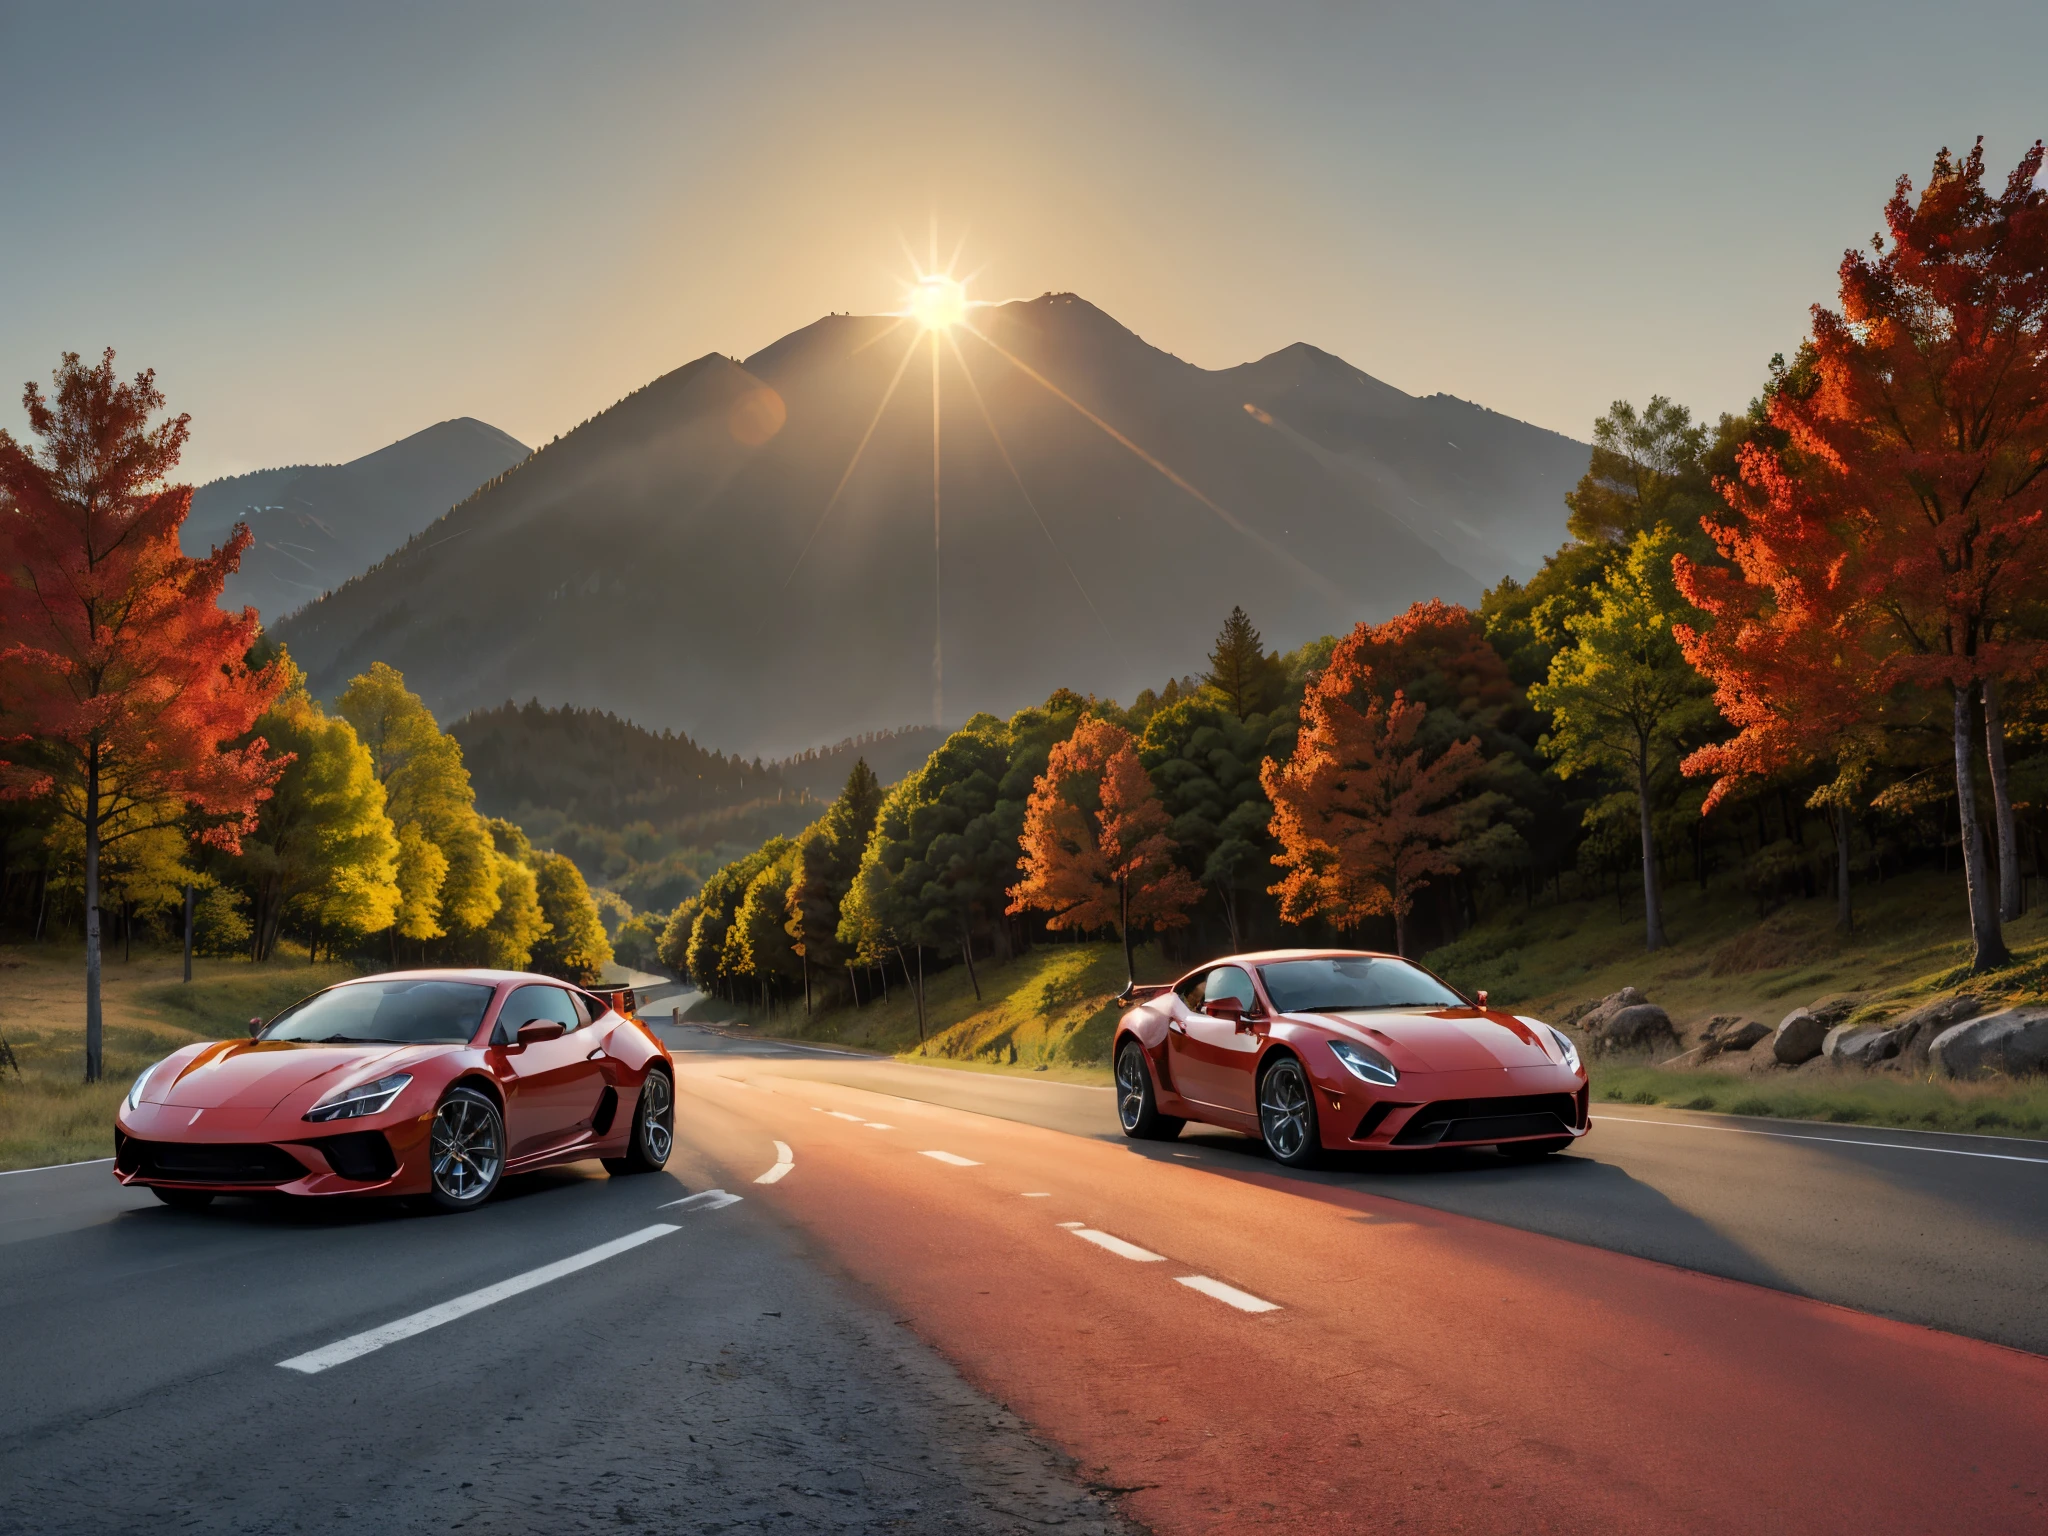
[920,1150,981,1167]
[278,1224,682,1374]
[1066,1227,1166,1263]
[1177,1275,1280,1313]
[755,1141,795,1185]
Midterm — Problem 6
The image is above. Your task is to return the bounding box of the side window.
[494,984,581,1045]
[574,991,612,1027]
[1173,971,1211,1009]
[1203,966,1258,1012]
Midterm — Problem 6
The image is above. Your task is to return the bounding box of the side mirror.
[516,1019,567,1047]
[248,1016,264,1038]
[1476,990,1490,1009]
[1207,997,1262,1031]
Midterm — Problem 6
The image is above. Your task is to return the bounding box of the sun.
[906,273,969,331]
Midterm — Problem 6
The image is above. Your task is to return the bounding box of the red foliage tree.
[1007,717,1201,984]
[1682,141,2048,969]
[1674,445,1882,931]
[1347,598,1519,717]
[0,352,288,1078]
[1262,626,1484,956]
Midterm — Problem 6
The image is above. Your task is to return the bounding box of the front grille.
[307,1130,398,1182]
[118,1137,311,1185]
[1391,1095,1579,1147]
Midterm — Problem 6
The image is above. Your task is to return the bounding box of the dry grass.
[1423,868,2048,1033]
[0,940,356,1171]
[1589,1058,2048,1139]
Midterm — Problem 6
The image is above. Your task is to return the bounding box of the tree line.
[666,139,2048,1012]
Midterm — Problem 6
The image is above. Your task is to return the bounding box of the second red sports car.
[114,969,675,1212]
[1113,949,1588,1165]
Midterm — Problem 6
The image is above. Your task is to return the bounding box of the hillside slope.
[273,296,1584,754]
[184,417,529,623]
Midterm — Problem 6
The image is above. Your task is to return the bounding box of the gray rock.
[1928,1008,2048,1079]
[1701,1016,1770,1057]
[1580,989,1678,1057]
[1823,1023,1897,1068]
[1885,995,1982,1069]
[1772,1007,1833,1065]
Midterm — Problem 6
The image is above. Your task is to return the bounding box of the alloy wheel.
[431,1093,502,1203]
[1116,1046,1147,1132]
[1259,1059,1311,1161]
[639,1073,674,1164]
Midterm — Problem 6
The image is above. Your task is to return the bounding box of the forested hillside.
[270,295,1585,755]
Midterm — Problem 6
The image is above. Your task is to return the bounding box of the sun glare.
[906,274,969,331]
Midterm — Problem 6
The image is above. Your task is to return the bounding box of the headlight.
[126,1059,168,1111]
[1546,1026,1581,1074]
[1328,1039,1399,1086]
[304,1072,412,1123]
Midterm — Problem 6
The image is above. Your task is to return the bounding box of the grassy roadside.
[730,940,1147,1085]
[1589,1060,2048,1137]
[0,941,355,1171]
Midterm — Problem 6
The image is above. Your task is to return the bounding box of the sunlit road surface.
[668,1025,2048,1534]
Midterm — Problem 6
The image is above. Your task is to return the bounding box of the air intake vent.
[121,1139,310,1184]
[1391,1095,1579,1147]
[591,1087,619,1136]
[308,1130,398,1182]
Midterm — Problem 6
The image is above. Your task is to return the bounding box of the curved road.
[0,1021,2042,1533]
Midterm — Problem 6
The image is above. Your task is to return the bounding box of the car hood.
[1303,1009,1558,1072]
[150,1039,434,1111]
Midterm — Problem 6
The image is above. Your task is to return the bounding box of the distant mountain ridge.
[185,417,529,623]
[273,295,1586,756]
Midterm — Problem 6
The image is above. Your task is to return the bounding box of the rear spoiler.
[596,986,639,1019]
[1116,982,1172,1005]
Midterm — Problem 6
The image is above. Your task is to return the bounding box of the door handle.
[586,1048,606,1061]
[1167,1019,1186,1035]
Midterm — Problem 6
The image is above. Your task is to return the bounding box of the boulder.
[1578,989,1679,1057]
[1928,1008,2048,1080]
[1771,1007,1834,1065]
[1823,1023,1897,1068]
[1883,995,1982,1069]
[1700,1016,1770,1057]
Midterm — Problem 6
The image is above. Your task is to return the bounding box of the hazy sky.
[4,1,2044,481]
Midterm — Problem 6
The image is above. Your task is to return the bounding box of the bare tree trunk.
[34,860,49,942]
[1834,800,1853,933]
[1954,683,2010,970]
[958,913,981,1002]
[1118,877,1134,985]
[1636,751,1665,952]
[1215,882,1242,952]
[183,884,194,983]
[1984,679,2022,921]
[84,759,103,1082]
[1393,901,1409,958]
[896,944,924,1045]
[846,961,860,1007]
[802,953,812,1017]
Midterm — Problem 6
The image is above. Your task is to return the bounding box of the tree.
[1141,697,1285,950]
[1008,717,1201,984]
[529,852,613,983]
[1564,397,1714,546]
[1262,628,1486,956]
[1735,141,2048,967]
[786,759,885,1009]
[338,663,500,949]
[688,840,789,997]
[727,844,802,1005]
[0,351,287,1078]
[1674,437,1885,932]
[1529,528,1717,950]
[1203,606,1287,719]
[234,661,401,960]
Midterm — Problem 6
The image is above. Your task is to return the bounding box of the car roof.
[1205,948,1403,967]
[329,968,584,988]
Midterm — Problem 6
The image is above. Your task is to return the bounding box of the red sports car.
[114,969,675,1212]
[1113,949,1587,1165]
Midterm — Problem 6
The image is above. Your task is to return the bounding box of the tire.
[424,1085,505,1212]
[604,1070,674,1176]
[152,1186,215,1210]
[1500,1137,1573,1162]
[1257,1054,1322,1168]
[1114,1038,1183,1141]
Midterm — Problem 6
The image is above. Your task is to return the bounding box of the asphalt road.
[657,1025,2048,1533]
[690,1027,2048,1355]
[4,1024,2044,1535]
[0,1132,1134,1534]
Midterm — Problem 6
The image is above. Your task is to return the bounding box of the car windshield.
[1257,957,1465,1014]
[261,979,495,1045]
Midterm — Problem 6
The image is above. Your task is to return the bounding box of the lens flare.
[907,274,969,331]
